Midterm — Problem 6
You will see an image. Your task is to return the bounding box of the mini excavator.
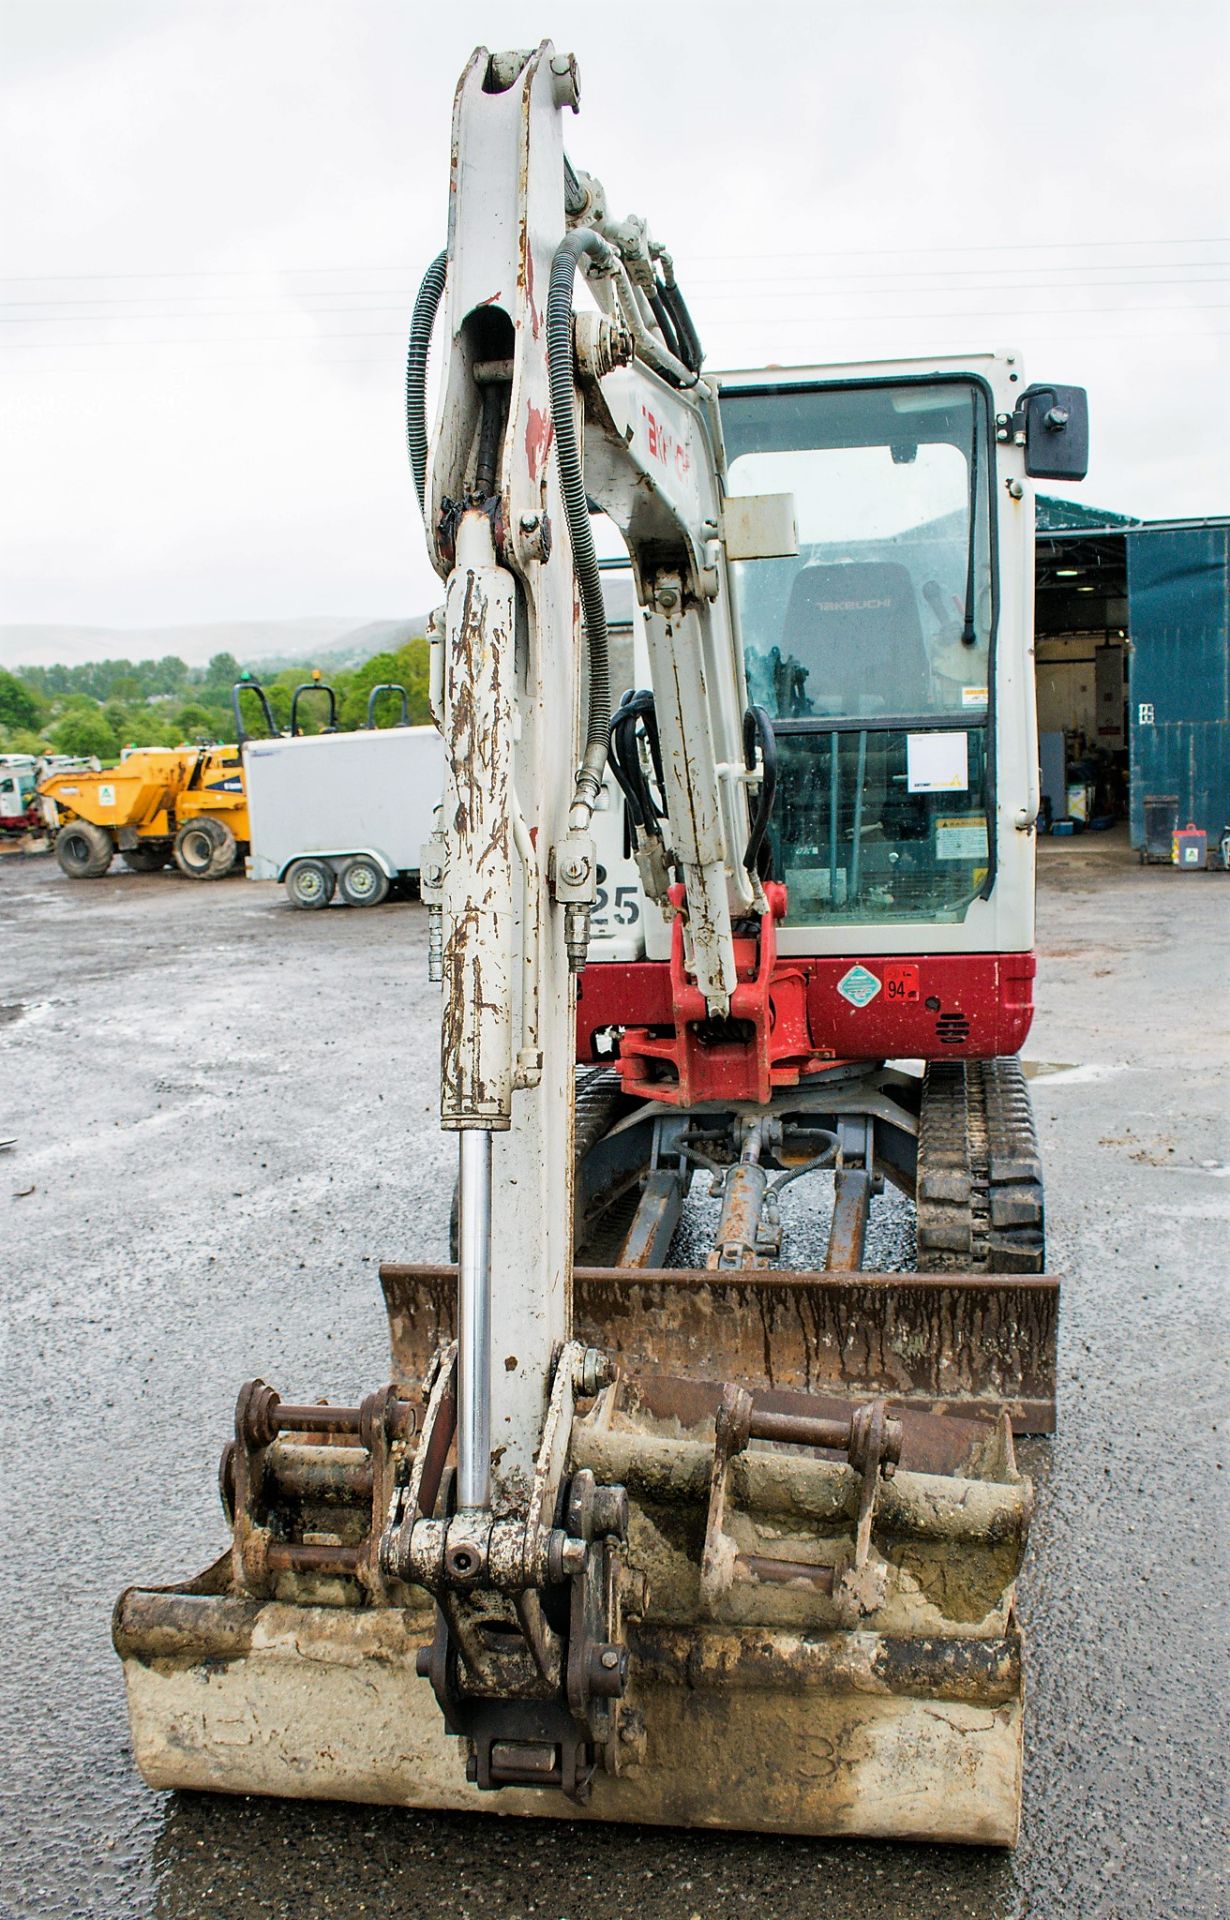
[115,43,1088,1845]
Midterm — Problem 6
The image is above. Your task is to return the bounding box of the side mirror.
[1016,383,1089,482]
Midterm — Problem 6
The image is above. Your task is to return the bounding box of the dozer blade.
[114,1281,1032,1845]
[381,1260,1059,1433]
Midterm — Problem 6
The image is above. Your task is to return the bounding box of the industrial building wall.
[1126,523,1230,847]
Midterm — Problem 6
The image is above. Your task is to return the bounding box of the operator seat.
[781,561,931,716]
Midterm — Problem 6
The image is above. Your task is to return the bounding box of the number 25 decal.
[592,883,641,928]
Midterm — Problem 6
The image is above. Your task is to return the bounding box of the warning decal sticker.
[935,816,989,862]
[836,964,882,1008]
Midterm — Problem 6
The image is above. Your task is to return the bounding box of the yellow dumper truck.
[39,743,250,880]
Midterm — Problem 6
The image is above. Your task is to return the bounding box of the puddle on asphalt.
[0,998,59,1034]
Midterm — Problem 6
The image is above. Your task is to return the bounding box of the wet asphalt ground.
[1,836,1226,1920]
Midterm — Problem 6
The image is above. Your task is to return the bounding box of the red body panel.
[612,883,836,1105]
[577,949,1035,1070]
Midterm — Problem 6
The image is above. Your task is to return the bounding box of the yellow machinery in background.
[39,743,250,880]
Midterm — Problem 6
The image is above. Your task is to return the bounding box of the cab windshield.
[720,377,995,927]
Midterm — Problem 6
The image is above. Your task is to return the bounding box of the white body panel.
[242,728,443,881]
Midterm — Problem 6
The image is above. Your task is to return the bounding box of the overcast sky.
[2,0,1228,656]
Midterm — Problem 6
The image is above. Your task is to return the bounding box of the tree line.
[0,640,431,763]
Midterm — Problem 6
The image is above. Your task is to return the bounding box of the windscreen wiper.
[961,414,979,647]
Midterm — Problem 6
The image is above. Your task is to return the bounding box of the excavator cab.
[726,372,998,937]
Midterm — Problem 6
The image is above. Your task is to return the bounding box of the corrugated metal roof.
[1036,495,1140,533]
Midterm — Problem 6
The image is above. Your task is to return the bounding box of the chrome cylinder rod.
[456,1128,493,1509]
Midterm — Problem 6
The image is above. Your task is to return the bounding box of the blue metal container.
[1127,523,1230,849]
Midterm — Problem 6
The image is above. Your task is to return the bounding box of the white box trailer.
[243,725,444,909]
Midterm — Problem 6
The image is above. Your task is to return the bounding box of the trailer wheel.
[338,856,390,908]
[285,858,336,910]
[122,842,172,873]
[55,821,114,878]
[174,817,237,880]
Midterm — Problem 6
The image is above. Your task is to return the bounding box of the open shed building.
[1034,497,1230,860]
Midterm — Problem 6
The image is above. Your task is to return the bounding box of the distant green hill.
[249,620,427,674]
[0,617,432,760]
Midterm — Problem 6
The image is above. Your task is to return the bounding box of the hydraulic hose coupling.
[554,829,597,973]
[565,903,592,974]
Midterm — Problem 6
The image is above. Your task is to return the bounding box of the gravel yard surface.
[1,836,1225,1919]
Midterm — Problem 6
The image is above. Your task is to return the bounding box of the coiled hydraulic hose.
[405,250,448,513]
[547,227,618,822]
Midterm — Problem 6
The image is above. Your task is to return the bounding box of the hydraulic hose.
[547,227,618,822]
[647,286,682,363]
[562,153,588,218]
[607,695,646,825]
[661,277,703,375]
[405,250,448,513]
[474,380,505,498]
[611,260,699,390]
[610,690,666,837]
[742,704,777,877]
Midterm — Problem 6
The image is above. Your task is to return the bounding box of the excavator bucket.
[114,1270,1030,1846]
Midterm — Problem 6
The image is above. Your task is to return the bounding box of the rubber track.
[915,1056,1045,1273]
[573,1068,644,1265]
[574,1066,631,1167]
